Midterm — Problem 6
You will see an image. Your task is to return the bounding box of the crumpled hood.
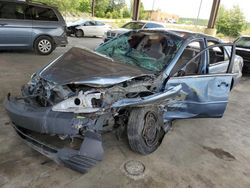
[39,47,151,87]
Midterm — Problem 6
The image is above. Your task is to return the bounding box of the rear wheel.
[127,107,165,155]
[75,29,84,38]
[34,36,54,55]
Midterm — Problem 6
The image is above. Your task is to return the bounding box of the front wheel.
[75,29,84,38]
[34,36,54,55]
[127,107,165,155]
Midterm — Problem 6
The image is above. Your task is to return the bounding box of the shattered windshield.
[96,31,184,72]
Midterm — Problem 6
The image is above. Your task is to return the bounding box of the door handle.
[218,82,229,87]
[0,23,7,26]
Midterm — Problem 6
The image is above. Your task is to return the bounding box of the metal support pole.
[207,0,220,28]
[195,0,203,26]
[132,0,140,21]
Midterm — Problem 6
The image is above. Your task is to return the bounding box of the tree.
[38,0,131,18]
[79,0,91,13]
[139,2,146,20]
[216,5,246,37]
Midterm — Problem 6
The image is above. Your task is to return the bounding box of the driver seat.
[144,43,165,59]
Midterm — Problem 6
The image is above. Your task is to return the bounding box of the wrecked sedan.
[4,29,243,173]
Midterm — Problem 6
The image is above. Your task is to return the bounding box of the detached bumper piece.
[4,96,104,173]
[14,126,103,173]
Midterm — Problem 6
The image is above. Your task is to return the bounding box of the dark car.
[4,29,243,173]
[235,35,250,73]
[0,0,67,55]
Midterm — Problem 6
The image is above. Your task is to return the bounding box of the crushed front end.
[4,79,107,173]
[4,48,158,173]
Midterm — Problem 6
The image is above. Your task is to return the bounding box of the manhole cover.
[124,160,145,176]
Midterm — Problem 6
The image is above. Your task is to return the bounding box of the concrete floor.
[0,37,250,188]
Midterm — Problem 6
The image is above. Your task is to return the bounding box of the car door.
[0,1,32,48]
[163,41,235,121]
[95,21,106,36]
[81,21,96,36]
[31,5,60,38]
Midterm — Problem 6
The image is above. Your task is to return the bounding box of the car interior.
[172,41,202,76]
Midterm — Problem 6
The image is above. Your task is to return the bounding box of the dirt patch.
[4,122,10,125]
[202,146,236,161]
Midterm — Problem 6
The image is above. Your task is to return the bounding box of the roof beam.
[132,0,140,21]
[207,0,221,28]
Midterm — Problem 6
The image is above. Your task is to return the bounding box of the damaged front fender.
[112,84,182,108]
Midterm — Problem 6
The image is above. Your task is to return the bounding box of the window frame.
[186,43,235,75]
[207,40,231,66]
[169,39,206,77]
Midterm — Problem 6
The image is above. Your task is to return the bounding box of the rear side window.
[208,41,229,65]
[122,22,145,29]
[172,41,202,76]
[84,21,96,26]
[0,2,25,19]
[235,37,250,49]
[95,21,105,26]
[144,23,164,29]
[32,7,58,21]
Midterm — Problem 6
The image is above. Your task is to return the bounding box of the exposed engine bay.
[21,73,156,134]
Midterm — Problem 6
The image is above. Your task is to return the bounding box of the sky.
[140,0,250,21]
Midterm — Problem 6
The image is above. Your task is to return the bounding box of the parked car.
[235,35,250,73]
[167,18,176,24]
[5,29,243,173]
[67,19,111,38]
[0,0,67,55]
[103,21,165,42]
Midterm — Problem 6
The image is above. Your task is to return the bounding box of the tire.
[75,29,84,38]
[127,107,165,155]
[34,36,54,55]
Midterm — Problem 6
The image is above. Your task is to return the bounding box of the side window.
[0,2,25,19]
[32,7,58,21]
[84,21,95,26]
[95,21,105,26]
[144,23,164,29]
[208,41,229,65]
[235,37,250,49]
[172,41,202,76]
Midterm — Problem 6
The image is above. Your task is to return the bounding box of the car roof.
[127,20,164,25]
[139,28,221,42]
[2,0,57,9]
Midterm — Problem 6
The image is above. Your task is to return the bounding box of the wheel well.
[77,29,84,34]
[33,35,55,48]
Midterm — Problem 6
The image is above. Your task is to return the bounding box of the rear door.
[95,21,106,36]
[31,5,60,38]
[82,21,97,36]
[0,1,32,48]
[164,41,235,121]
